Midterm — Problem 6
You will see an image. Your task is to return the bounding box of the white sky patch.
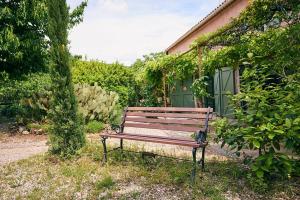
[68,0,221,65]
[101,0,128,13]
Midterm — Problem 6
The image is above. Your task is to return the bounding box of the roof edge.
[165,0,236,53]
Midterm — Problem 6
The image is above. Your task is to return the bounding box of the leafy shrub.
[0,72,51,122]
[72,60,135,107]
[213,24,300,182]
[85,120,104,133]
[203,0,300,185]
[74,83,121,124]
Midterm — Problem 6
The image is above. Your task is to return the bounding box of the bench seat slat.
[101,133,203,147]
[128,107,212,113]
[124,122,201,132]
[108,132,195,142]
[127,112,208,119]
[125,117,205,125]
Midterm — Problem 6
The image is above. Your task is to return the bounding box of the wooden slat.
[125,117,205,125]
[126,112,208,119]
[124,122,201,132]
[128,107,213,113]
[100,133,201,147]
[108,132,195,142]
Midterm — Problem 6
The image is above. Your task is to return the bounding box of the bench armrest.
[195,129,207,145]
[111,124,122,133]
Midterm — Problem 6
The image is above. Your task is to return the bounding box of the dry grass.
[0,141,299,200]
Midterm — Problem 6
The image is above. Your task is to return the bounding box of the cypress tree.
[47,0,85,156]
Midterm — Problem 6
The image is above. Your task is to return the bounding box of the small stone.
[18,126,26,133]
[36,129,43,135]
[22,130,30,135]
[30,128,35,134]
[99,191,108,198]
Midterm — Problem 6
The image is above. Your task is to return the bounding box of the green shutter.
[214,67,235,116]
[214,70,221,114]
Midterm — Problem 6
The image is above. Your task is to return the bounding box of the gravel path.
[0,135,48,166]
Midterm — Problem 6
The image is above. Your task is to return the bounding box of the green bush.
[214,24,300,182]
[0,72,51,122]
[74,83,121,124]
[85,120,104,133]
[72,60,135,107]
[205,0,300,185]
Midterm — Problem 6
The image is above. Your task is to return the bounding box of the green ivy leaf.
[285,118,292,128]
[266,156,272,167]
[253,140,260,148]
[268,133,275,139]
[256,170,264,178]
[293,118,300,125]
[274,130,284,134]
[247,52,254,59]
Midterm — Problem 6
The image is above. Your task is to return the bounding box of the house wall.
[166,0,249,54]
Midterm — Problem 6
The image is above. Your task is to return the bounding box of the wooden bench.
[100,107,213,177]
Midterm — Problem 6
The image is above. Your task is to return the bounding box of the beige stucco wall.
[167,0,249,54]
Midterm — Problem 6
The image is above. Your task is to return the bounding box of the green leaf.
[268,133,275,139]
[253,140,260,148]
[293,118,300,125]
[274,130,284,134]
[274,113,280,120]
[285,118,292,128]
[256,170,264,178]
[252,165,258,171]
[266,156,272,167]
[247,52,254,59]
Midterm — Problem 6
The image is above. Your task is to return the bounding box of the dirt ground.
[0,122,48,165]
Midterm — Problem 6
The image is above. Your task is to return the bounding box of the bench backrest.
[120,107,213,133]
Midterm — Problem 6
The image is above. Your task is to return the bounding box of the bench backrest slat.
[128,107,213,113]
[125,117,205,125]
[124,122,201,132]
[122,107,213,133]
[126,112,210,119]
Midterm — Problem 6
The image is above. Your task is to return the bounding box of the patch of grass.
[60,157,98,189]
[96,176,115,190]
[26,122,50,132]
[78,141,102,161]
[27,188,44,200]
[85,120,104,133]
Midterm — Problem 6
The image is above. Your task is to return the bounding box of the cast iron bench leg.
[120,138,123,150]
[101,137,107,162]
[201,147,206,171]
[191,147,197,182]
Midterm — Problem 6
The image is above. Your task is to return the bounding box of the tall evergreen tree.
[47,0,85,156]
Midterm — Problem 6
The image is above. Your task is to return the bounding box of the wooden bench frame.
[100,107,213,179]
